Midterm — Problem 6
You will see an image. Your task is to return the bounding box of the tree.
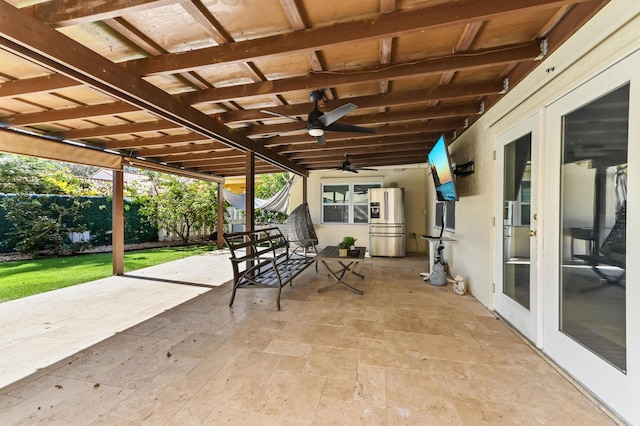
[138,174,220,244]
[255,173,290,199]
[254,173,290,223]
[0,153,103,195]
[0,154,61,194]
[3,195,92,255]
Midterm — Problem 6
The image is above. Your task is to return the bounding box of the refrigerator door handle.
[384,191,388,221]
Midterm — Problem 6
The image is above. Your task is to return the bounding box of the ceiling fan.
[336,154,378,173]
[260,90,374,145]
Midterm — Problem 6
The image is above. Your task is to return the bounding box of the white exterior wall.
[442,1,640,421]
[290,166,430,254]
[443,0,640,309]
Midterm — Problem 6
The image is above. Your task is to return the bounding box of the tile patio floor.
[0,250,618,425]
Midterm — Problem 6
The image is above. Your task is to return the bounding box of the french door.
[543,50,639,424]
[494,112,541,346]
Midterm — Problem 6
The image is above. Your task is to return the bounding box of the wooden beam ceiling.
[0,0,307,176]
[0,0,609,177]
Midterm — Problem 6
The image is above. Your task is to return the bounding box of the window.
[435,201,455,232]
[322,183,381,224]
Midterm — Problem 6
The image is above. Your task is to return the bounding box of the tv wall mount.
[453,160,475,176]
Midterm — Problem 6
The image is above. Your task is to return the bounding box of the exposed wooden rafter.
[0,0,609,177]
[0,0,307,176]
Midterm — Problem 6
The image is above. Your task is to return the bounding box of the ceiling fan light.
[308,127,324,137]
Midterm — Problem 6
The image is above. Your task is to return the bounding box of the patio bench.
[223,227,315,311]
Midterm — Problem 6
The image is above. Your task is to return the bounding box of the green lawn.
[0,245,216,303]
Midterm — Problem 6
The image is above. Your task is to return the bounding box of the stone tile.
[302,345,360,377]
[191,351,282,409]
[107,356,203,423]
[90,414,139,425]
[314,396,387,425]
[251,370,325,423]
[276,322,344,346]
[357,339,413,370]
[164,401,215,426]
[384,330,491,364]
[321,370,357,401]
[453,396,539,425]
[0,254,619,425]
[342,318,385,340]
[386,368,461,425]
[0,378,132,425]
[263,339,313,358]
[274,355,308,373]
[354,364,386,407]
[200,404,293,425]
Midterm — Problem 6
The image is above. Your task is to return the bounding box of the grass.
[0,245,216,303]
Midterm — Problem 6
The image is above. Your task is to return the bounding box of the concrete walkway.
[0,249,233,389]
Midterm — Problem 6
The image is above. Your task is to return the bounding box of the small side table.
[315,246,365,295]
[420,235,456,280]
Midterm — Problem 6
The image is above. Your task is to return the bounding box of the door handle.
[529,229,537,237]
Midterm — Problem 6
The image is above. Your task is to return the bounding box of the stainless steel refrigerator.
[368,187,405,257]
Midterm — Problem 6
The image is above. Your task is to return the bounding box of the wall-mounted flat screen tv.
[427,134,458,202]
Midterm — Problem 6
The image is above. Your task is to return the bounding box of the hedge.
[0,194,157,252]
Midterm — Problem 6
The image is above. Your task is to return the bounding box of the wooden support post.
[112,169,124,275]
[303,175,308,204]
[245,151,255,232]
[217,182,225,248]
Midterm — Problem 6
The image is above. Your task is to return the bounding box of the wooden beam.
[221,81,499,123]
[98,133,205,150]
[0,73,77,98]
[245,151,255,232]
[112,169,124,276]
[4,101,138,126]
[217,182,225,248]
[244,103,480,136]
[60,120,177,139]
[278,0,326,81]
[127,0,589,76]
[378,0,397,96]
[263,119,466,146]
[0,1,307,176]
[29,0,178,27]
[136,142,232,157]
[276,133,437,154]
[287,142,429,160]
[302,176,307,204]
[183,41,541,105]
[183,155,259,168]
[440,20,484,85]
[158,151,245,163]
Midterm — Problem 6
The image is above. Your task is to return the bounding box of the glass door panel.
[494,112,540,345]
[503,134,532,310]
[559,83,628,371]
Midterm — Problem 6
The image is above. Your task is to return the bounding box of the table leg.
[317,260,364,295]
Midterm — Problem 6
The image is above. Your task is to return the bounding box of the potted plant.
[337,236,356,257]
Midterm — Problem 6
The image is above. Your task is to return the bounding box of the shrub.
[2,195,92,255]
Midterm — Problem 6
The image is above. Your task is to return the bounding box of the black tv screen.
[428,134,458,202]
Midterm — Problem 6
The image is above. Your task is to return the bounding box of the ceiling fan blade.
[318,103,357,127]
[315,134,326,145]
[260,110,304,123]
[325,122,375,133]
[356,167,378,171]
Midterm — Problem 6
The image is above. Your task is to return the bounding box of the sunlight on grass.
[0,245,215,303]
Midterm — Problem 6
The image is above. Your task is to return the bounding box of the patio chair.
[285,202,319,269]
[574,201,626,285]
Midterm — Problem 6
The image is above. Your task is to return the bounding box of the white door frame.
[494,111,542,347]
[543,50,639,425]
